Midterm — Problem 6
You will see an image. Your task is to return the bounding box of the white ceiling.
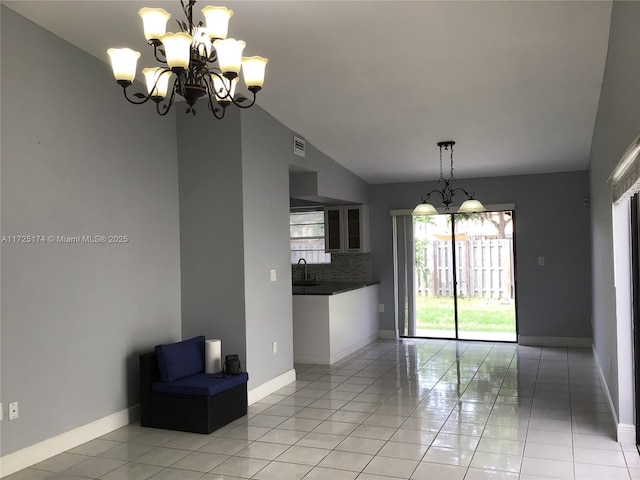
[3,0,612,184]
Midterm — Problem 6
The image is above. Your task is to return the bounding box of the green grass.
[416,296,516,333]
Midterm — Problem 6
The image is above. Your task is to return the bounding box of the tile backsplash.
[292,253,372,282]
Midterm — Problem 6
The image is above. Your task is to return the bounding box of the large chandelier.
[107,0,267,118]
[413,141,486,215]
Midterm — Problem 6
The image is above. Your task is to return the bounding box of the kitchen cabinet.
[324,205,370,253]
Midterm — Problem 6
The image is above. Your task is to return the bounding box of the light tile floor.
[7,339,640,480]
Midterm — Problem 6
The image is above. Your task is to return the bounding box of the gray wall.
[177,109,248,367]
[241,107,296,388]
[177,102,370,390]
[370,171,592,339]
[1,7,181,456]
[290,145,369,205]
[589,0,640,420]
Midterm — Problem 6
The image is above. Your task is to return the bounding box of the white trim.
[610,133,640,204]
[392,217,400,340]
[293,353,332,365]
[390,203,516,217]
[593,345,621,434]
[0,405,139,478]
[517,335,592,347]
[0,372,302,476]
[611,133,640,181]
[592,345,636,445]
[612,201,636,438]
[294,333,380,365]
[247,369,296,405]
[379,329,397,339]
[617,423,637,447]
[329,333,378,364]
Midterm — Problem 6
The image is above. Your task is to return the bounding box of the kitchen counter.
[293,283,380,365]
[292,280,379,296]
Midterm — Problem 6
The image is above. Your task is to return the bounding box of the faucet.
[297,258,308,281]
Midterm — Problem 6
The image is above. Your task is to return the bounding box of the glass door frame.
[394,206,519,343]
[630,194,640,447]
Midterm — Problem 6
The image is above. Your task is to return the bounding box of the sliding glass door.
[395,210,517,341]
[414,214,456,338]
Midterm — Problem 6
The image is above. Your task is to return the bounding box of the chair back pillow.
[155,336,205,382]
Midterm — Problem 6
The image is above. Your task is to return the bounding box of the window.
[290,210,331,264]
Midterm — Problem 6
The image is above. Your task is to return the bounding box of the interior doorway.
[394,209,517,341]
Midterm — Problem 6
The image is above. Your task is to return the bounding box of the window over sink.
[290,210,331,264]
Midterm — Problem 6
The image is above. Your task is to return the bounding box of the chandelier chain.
[449,144,455,181]
[414,140,485,214]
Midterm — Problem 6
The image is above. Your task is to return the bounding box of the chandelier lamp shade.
[106,0,267,118]
[412,141,486,216]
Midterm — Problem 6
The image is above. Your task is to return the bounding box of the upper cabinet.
[324,205,370,253]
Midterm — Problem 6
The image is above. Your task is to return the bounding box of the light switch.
[270,269,277,282]
[538,256,545,266]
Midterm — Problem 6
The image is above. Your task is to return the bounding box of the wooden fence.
[418,239,514,299]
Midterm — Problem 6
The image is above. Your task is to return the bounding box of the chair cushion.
[155,336,205,382]
[151,372,249,397]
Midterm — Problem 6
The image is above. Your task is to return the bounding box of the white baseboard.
[593,344,620,430]
[0,405,139,478]
[617,423,636,446]
[518,335,592,347]
[294,333,379,365]
[378,330,397,339]
[294,353,332,365]
[592,345,637,445]
[329,333,379,364]
[248,369,296,405]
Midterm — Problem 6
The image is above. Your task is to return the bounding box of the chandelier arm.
[230,90,257,109]
[203,78,227,119]
[449,186,476,199]
[209,70,232,100]
[195,63,212,82]
[152,44,168,64]
[121,84,154,105]
[211,104,227,119]
[420,189,446,203]
[204,77,217,106]
[206,51,219,64]
[155,82,178,116]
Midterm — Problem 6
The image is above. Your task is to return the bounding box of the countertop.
[292,280,380,296]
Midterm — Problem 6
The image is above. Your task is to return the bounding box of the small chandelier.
[107,0,267,118]
[413,141,485,215]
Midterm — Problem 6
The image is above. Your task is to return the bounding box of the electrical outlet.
[9,402,18,421]
[270,269,277,282]
[538,256,545,266]
[378,304,385,313]
[272,341,278,354]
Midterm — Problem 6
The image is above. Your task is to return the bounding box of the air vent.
[293,136,306,157]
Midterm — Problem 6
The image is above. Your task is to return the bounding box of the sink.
[293,281,321,287]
